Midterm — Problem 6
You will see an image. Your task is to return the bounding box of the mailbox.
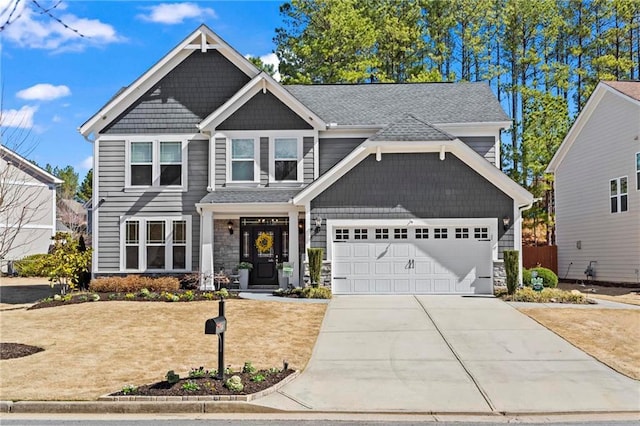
[205,316,227,335]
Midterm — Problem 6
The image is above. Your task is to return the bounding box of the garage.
[330,222,494,295]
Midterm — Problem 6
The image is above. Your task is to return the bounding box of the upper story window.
[271,137,302,182]
[128,140,186,189]
[230,138,257,182]
[610,177,628,213]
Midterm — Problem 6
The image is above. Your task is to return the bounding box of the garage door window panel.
[335,229,349,240]
[394,229,408,239]
[455,228,469,239]
[416,228,429,239]
[375,229,389,239]
[434,228,448,239]
[354,229,368,240]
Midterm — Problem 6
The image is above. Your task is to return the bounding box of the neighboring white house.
[0,146,62,270]
[547,81,640,284]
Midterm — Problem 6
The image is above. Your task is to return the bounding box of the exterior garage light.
[502,215,510,230]
[227,221,234,235]
[314,217,322,235]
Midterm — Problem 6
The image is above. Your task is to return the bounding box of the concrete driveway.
[256,295,640,414]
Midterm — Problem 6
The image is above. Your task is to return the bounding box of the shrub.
[508,287,587,304]
[89,276,180,293]
[522,269,532,286]
[503,250,519,295]
[181,380,200,392]
[215,288,229,298]
[180,290,195,301]
[179,273,200,290]
[165,370,180,385]
[47,232,92,295]
[529,267,558,288]
[13,254,50,277]
[121,384,137,395]
[90,293,100,302]
[301,286,332,299]
[188,366,207,378]
[307,248,324,287]
[242,361,256,374]
[251,374,266,382]
[225,375,244,392]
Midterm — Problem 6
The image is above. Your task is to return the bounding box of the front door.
[240,218,289,286]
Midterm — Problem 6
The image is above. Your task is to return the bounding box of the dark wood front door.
[240,218,289,286]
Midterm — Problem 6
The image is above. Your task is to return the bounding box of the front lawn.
[0,299,326,400]
[519,308,640,380]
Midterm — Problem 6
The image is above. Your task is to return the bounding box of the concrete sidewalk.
[254,295,640,414]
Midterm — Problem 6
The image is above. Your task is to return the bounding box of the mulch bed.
[1,343,44,360]
[110,369,295,397]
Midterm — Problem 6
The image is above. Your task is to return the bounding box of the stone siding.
[213,219,240,273]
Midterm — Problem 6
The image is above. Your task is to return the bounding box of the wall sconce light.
[502,215,511,231]
[298,220,304,231]
[97,198,106,207]
[227,221,234,235]
[313,217,322,235]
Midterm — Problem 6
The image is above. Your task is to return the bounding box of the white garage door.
[332,225,493,295]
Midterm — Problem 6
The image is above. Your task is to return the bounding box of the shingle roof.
[200,188,301,204]
[369,114,456,142]
[285,82,509,126]
[603,81,640,101]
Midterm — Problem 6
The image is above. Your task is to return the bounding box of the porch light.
[298,220,304,231]
[502,215,510,231]
[227,221,234,235]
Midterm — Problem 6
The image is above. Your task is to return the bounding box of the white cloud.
[260,53,281,82]
[17,84,71,101]
[1,1,123,52]
[79,156,93,170]
[0,105,38,128]
[52,114,62,123]
[138,2,216,25]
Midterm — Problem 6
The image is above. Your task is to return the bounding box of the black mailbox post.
[204,297,226,380]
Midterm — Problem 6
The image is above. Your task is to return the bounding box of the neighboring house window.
[128,140,185,188]
[273,138,300,181]
[230,138,257,182]
[610,177,628,213]
[636,153,639,190]
[122,216,191,271]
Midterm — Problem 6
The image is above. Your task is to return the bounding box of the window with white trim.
[128,140,185,188]
[273,138,300,181]
[335,229,349,240]
[610,177,628,213]
[230,138,257,182]
[434,228,448,239]
[474,227,488,239]
[122,217,191,271]
[455,228,469,239]
[354,229,368,240]
[415,228,429,239]
[394,228,408,239]
[375,228,389,239]
[636,153,639,190]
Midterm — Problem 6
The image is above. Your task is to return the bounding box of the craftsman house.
[79,25,532,294]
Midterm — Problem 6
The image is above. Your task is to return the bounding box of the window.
[474,227,488,239]
[274,138,299,181]
[354,229,368,240]
[335,229,349,240]
[231,138,256,181]
[415,228,429,239]
[394,228,408,239]
[122,217,191,271]
[375,228,389,239]
[636,153,639,190]
[434,228,448,239]
[610,177,628,213]
[128,140,185,188]
[455,228,469,239]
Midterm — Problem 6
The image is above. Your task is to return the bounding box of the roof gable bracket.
[440,145,446,161]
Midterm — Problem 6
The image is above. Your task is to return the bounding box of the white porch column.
[200,209,215,290]
[514,202,523,286]
[288,210,299,287]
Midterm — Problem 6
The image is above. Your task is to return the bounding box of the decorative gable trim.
[198,72,326,131]
[79,25,261,137]
[293,138,533,206]
[547,82,640,173]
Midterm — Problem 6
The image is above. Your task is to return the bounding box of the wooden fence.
[522,245,558,274]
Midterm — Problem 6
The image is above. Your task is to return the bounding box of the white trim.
[0,146,63,185]
[0,180,49,187]
[325,218,499,261]
[313,134,319,179]
[124,138,189,192]
[198,73,326,131]
[119,215,192,273]
[0,223,56,230]
[79,25,261,136]
[196,203,301,215]
[547,82,640,173]
[318,129,378,139]
[98,133,208,142]
[51,184,57,236]
[609,176,629,214]
[92,139,100,278]
[293,139,533,206]
[269,136,304,183]
[208,133,215,191]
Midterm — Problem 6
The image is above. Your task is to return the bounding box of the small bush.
[301,286,332,299]
[215,288,229,298]
[528,267,558,288]
[188,366,207,378]
[139,288,151,298]
[89,276,180,293]
[225,375,244,392]
[242,361,257,374]
[13,254,50,277]
[522,269,532,286]
[165,370,180,385]
[251,374,266,382]
[181,380,200,392]
[90,293,100,302]
[508,287,587,304]
[124,293,136,300]
[307,248,324,287]
[503,250,519,295]
[180,290,195,301]
[121,384,137,395]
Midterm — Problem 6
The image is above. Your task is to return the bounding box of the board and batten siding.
[555,90,640,283]
[96,139,208,272]
[310,153,515,259]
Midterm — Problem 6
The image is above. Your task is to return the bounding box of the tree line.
[274,0,640,244]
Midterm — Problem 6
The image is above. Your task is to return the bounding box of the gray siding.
[303,136,314,182]
[459,136,496,164]
[310,153,514,258]
[103,51,250,134]
[214,138,226,188]
[260,137,269,185]
[96,139,209,271]
[218,91,312,130]
[319,138,366,175]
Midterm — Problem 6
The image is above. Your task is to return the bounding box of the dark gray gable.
[369,114,456,141]
[217,91,313,130]
[102,50,251,134]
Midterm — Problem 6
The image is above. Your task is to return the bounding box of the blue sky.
[1,0,284,179]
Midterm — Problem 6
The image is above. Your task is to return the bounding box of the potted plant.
[276,263,289,289]
[237,262,253,290]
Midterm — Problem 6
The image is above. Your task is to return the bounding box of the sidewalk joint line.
[276,390,313,410]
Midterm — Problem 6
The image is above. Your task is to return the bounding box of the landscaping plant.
[503,250,519,295]
[307,248,324,287]
[225,375,244,392]
[46,232,92,295]
[526,267,558,288]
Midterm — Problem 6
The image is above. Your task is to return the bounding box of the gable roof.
[369,114,456,142]
[285,82,510,127]
[79,24,261,137]
[547,81,640,173]
[0,146,62,185]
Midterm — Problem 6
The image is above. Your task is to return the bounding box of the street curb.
[0,401,13,413]
[6,401,285,414]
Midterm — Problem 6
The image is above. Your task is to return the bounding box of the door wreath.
[255,232,274,253]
